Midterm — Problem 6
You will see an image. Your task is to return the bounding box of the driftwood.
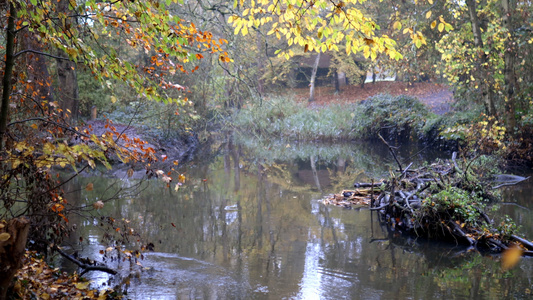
[491,175,530,189]
[325,149,533,256]
[0,217,30,300]
[53,246,117,276]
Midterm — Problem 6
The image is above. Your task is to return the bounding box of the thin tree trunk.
[466,0,496,116]
[56,57,79,121]
[309,52,321,102]
[334,69,340,94]
[56,0,79,122]
[256,31,265,96]
[0,3,16,152]
[502,0,517,131]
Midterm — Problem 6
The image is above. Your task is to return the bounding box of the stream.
[59,135,533,299]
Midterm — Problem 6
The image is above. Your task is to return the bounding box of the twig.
[378,132,403,172]
[400,162,413,178]
[500,202,530,211]
[53,246,117,276]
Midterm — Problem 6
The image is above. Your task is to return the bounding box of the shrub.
[353,94,432,139]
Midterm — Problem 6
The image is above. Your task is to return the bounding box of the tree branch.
[13,49,71,60]
[7,117,90,138]
[378,132,403,172]
[53,246,117,276]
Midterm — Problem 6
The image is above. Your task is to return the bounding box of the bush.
[423,187,486,226]
[353,94,432,139]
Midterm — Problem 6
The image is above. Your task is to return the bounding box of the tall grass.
[232,96,359,141]
[232,94,434,142]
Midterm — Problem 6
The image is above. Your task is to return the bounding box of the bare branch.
[13,49,71,60]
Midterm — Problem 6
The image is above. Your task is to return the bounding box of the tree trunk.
[309,52,321,102]
[0,217,30,300]
[466,0,497,116]
[502,0,517,132]
[0,3,16,152]
[56,0,79,122]
[256,31,265,96]
[56,57,79,121]
[334,69,340,94]
[18,21,54,106]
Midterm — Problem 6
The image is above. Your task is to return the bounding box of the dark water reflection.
[62,136,533,299]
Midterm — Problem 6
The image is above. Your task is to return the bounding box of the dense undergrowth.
[230,93,533,167]
[231,94,442,143]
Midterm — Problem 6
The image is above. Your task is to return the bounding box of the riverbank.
[293,81,453,115]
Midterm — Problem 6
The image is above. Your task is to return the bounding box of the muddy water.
[62,137,533,299]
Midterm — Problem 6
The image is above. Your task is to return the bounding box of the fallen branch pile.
[324,135,533,256]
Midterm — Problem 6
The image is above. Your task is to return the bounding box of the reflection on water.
[61,135,533,299]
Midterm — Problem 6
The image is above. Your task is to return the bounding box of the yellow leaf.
[428,0,434,3]
[501,246,523,270]
[431,20,437,29]
[110,95,117,103]
[234,24,241,35]
[178,174,186,183]
[438,23,444,32]
[426,11,432,19]
[242,25,248,36]
[74,281,91,290]
[393,21,401,30]
[0,232,11,242]
[31,123,38,129]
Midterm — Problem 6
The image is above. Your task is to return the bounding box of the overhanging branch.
[13,49,71,60]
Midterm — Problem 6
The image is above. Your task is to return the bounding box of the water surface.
[62,136,533,299]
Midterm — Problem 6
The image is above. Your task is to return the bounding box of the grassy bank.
[231,94,436,142]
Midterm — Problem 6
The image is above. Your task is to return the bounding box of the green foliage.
[106,100,198,140]
[77,68,114,117]
[232,97,358,141]
[422,186,486,227]
[421,105,484,142]
[353,94,432,139]
[496,215,520,238]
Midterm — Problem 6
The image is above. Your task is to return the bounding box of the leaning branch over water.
[53,246,117,276]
